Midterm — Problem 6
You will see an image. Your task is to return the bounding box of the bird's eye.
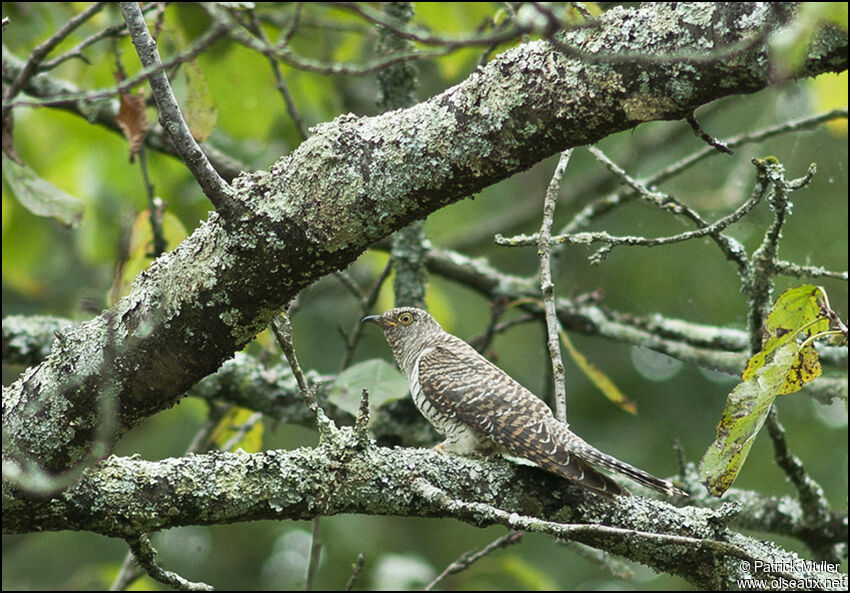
[397,312,414,325]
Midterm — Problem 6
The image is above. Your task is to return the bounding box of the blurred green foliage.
[2,2,847,591]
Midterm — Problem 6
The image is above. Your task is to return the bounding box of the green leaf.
[329,359,408,418]
[2,155,85,227]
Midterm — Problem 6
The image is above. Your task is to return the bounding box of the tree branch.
[3,442,846,590]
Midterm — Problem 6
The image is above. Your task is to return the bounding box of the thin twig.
[496,173,764,267]
[120,2,234,212]
[337,259,394,372]
[586,145,748,269]
[206,2,458,77]
[765,409,831,525]
[328,1,530,49]
[39,5,164,71]
[111,399,234,590]
[413,477,801,581]
[425,531,524,590]
[773,260,848,281]
[126,534,213,591]
[136,147,168,257]
[538,150,572,423]
[559,109,847,236]
[110,547,142,591]
[271,312,316,412]
[345,553,366,591]
[2,2,107,120]
[3,22,228,111]
[306,517,322,591]
[744,160,817,351]
[470,297,509,354]
[686,112,733,154]
[245,10,309,140]
[276,3,304,49]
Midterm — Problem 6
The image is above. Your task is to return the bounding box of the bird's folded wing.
[417,345,627,497]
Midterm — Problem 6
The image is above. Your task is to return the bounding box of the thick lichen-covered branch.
[3,441,846,590]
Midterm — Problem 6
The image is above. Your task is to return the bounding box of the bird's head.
[361,307,443,362]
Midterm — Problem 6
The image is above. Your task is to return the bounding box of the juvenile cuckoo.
[363,307,686,498]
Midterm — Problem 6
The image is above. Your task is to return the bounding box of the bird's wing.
[418,344,627,497]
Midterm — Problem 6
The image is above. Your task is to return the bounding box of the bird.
[362,306,687,498]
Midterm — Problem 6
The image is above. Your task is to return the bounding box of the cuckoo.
[363,307,686,498]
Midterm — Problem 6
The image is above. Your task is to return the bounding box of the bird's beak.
[361,314,395,327]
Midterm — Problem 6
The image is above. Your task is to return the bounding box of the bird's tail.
[524,448,630,498]
[572,437,687,497]
[549,423,687,497]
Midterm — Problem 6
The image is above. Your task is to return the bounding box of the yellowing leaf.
[560,330,636,414]
[743,284,828,384]
[699,342,799,496]
[109,209,188,304]
[211,406,264,452]
[184,60,217,142]
[700,285,833,496]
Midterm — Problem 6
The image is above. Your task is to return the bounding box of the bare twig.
[345,553,366,591]
[276,3,304,49]
[773,260,848,281]
[306,516,322,591]
[337,259,394,372]
[744,160,817,351]
[425,530,524,590]
[560,109,847,236]
[271,312,316,412]
[207,2,457,77]
[765,409,831,527]
[496,175,763,268]
[110,547,143,591]
[537,150,572,422]
[686,112,734,154]
[244,10,309,140]
[126,534,213,591]
[497,145,754,271]
[412,477,804,583]
[469,297,510,354]
[328,2,530,49]
[135,147,168,257]
[120,2,234,212]
[4,23,227,111]
[2,2,106,120]
[39,5,165,71]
